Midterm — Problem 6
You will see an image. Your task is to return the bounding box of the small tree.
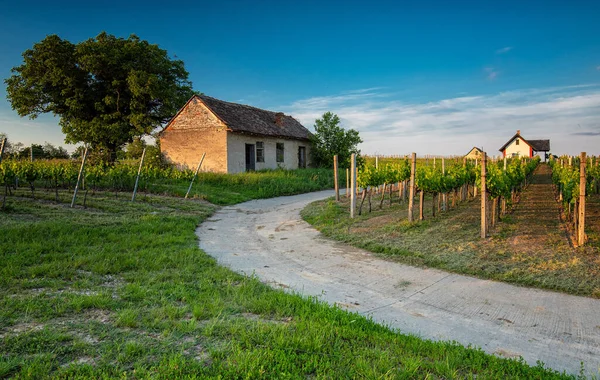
[43,142,69,159]
[310,112,362,168]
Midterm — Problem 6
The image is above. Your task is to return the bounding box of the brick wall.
[160,98,228,172]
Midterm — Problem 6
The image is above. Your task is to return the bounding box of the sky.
[0,0,599,156]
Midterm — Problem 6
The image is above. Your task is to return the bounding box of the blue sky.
[1,0,599,156]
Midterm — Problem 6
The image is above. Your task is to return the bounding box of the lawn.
[145,168,345,205]
[0,191,571,378]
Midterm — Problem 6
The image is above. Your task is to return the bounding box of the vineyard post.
[0,137,6,164]
[131,148,147,202]
[442,158,446,211]
[502,156,507,215]
[408,152,416,222]
[70,146,89,208]
[333,155,339,201]
[462,157,467,201]
[481,152,487,238]
[185,152,206,199]
[30,144,33,162]
[350,153,356,218]
[578,152,587,246]
[346,168,350,198]
[375,155,378,169]
[419,190,424,220]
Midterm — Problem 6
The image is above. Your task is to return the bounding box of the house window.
[276,143,284,162]
[516,139,520,145]
[256,142,264,163]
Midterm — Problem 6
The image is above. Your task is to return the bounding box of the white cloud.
[485,67,499,80]
[281,85,600,156]
[496,46,513,54]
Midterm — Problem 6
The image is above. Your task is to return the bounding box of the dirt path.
[197,190,600,376]
[506,163,571,250]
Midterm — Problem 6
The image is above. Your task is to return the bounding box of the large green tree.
[311,112,362,168]
[5,32,195,159]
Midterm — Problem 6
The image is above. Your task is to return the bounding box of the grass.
[0,191,572,378]
[146,168,343,205]
[301,183,600,298]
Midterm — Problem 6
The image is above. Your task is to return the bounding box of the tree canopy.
[5,32,195,158]
[310,112,362,168]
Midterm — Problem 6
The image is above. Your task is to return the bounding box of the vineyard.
[304,152,600,298]
[351,155,539,234]
[0,158,341,207]
[549,154,600,245]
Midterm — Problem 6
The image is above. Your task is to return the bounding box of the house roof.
[528,140,550,151]
[465,146,483,156]
[166,95,312,141]
[498,132,550,152]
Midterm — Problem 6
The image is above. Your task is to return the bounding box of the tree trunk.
[379,183,387,209]
[492,197,498,227]
[432,193,437,217]
[452,189,457,208]
[358,189,367,215]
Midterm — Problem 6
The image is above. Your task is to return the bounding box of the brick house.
[499,130,550,160]
[159,95,312,173]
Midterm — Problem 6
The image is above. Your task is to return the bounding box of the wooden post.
[441,158,446,211]
[70,146,89,208]
[131,148,147,201]
[504,156,507,171]
[346,168,350,198]
[350,154,356,218]
[185,152,206,199]
[375,155,379,169]
[578,152,586,246]
[30,144,34,162]
[333,155,339,201]
[481,152,487,238]
[419,191,424,220]
[408,153,416,222]
[0,137,6,164]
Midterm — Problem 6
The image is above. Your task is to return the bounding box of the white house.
[499,130,550,160]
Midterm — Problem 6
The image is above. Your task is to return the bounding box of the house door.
[245,144,255,172]
[298,146,306,169]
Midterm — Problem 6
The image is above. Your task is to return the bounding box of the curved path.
[197,190,600,376]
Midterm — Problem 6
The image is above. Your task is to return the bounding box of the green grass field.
[0,189,573,378]
[146,168,344,205]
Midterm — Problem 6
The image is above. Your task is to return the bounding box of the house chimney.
[517,130,520,135]
[275,112,285,127]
